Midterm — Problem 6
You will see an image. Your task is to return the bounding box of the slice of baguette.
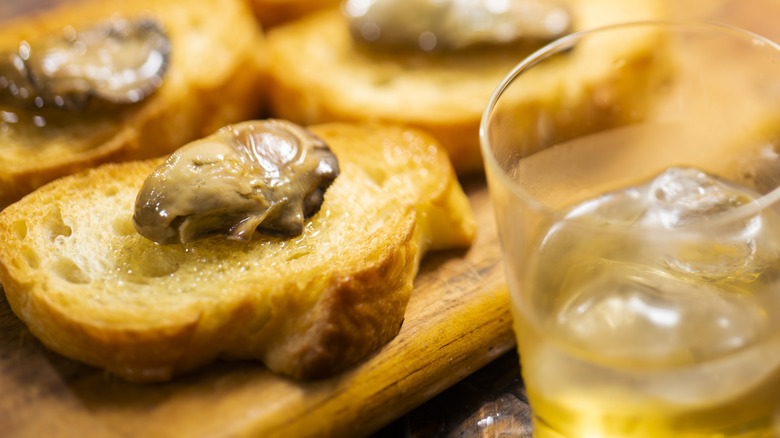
[264,0,669,174]
[0,0,267,208]
[0,121,476,382]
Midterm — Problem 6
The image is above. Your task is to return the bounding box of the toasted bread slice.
[264,0,668,174]
[248,0,341,27]
[0,0,267,208]
[0,122,476,382]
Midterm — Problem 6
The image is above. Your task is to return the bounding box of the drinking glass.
[481,21,780,437]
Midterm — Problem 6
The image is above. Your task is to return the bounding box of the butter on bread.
[264,0,668,174]
[0,122,476,382]
[248,0,340,27]
[0,0,267,208]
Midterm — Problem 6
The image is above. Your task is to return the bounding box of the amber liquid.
[515,305,780,438]
[509,124,780,438]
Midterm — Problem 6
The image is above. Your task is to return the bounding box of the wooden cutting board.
[0,179,514,438]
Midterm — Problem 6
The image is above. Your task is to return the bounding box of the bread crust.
[0,0,268,208]
[248,0,341,27]
[0,122,476,382]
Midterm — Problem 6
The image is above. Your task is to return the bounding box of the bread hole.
[349,159,388,188]
[43,206,72,241]
[122,274,151,285]
[12,220,27,239]
[103,186,119,197]
[371,74,395,87]
[52,257,90,284]
[365,167,389,187]
[118,246,181,281]
[135,252,180,277]
[286,250,311,261]
[21,245,39,269]
[112,216,137,237]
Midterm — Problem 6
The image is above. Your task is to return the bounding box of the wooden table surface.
[1,1,778,438]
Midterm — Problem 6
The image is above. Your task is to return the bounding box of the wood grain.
[0,179,514,438]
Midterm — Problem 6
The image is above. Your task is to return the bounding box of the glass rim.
[479,19,780,231]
